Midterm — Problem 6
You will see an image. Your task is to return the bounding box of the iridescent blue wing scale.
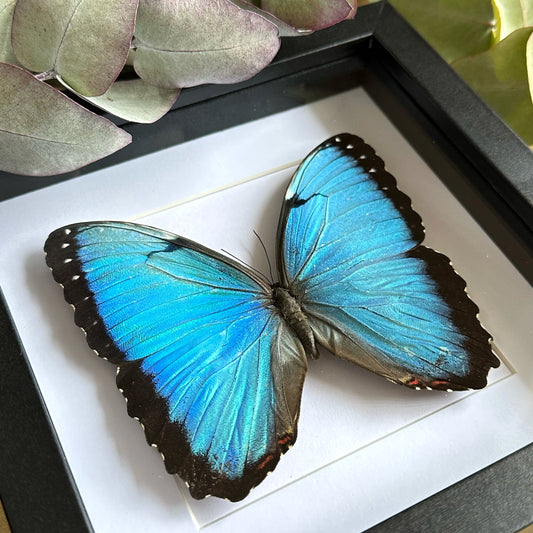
[45,222,307,501]
[277,134,499,390]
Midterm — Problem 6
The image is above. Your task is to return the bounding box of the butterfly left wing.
[45,222,307,501]
[277,134,499,391]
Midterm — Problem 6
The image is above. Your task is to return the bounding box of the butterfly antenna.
[253,230,274,284]
[220,248,271,285]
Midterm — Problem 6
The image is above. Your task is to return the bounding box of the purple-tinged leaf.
[260,0,353,30]
[347,0,357,19]
[0,62,131,176]
[229,0,311,36]
[133,0,280,89]
[11,0,139,96]
[59,77,180,123]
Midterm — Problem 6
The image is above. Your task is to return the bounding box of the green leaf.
[259,0,353,30]
[0,62,131,176]
[453,27,533,145]
[133,0,280,89]
[0,0,18,64]
[492,0,533,40]
[389,0,496,62]
[60,77,180,123]
[527,31,533,105]
[11,0,139,96]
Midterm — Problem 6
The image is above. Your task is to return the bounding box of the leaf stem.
[35,69,56,82]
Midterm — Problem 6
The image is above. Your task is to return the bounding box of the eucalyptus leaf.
[0,0,18,64]
[389,0,495,62]
[0,62,131,176]
[453,27,533,145]
[229,0,310,37]
[133,0,280,89]
[61,77,180,123]
[492,0,533,40]
[347,0,357,19]
[259,0,353,30]
[11,0,138,96]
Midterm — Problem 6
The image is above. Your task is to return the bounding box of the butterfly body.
[44,134,499,501]
[272,285,319,359]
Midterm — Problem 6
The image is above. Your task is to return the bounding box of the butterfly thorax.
[272,285,318,360]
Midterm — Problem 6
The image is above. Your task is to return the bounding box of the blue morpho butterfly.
[44,134,499,502]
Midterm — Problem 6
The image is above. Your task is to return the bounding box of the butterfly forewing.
[45,222,307,501]
[278,134,499,390]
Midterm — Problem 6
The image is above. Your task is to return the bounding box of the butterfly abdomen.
[272,286,318,359]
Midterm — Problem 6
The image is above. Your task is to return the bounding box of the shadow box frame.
[0,2,532,532]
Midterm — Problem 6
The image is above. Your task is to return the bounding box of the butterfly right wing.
[45,222,308,502]
[277,134,499,391]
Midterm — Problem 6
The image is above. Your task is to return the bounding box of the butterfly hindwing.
[278,134,499,390]
[44,222,308,501]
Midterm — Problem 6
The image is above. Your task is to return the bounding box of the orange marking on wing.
[431,380,451,387]
[258,454,274,470]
